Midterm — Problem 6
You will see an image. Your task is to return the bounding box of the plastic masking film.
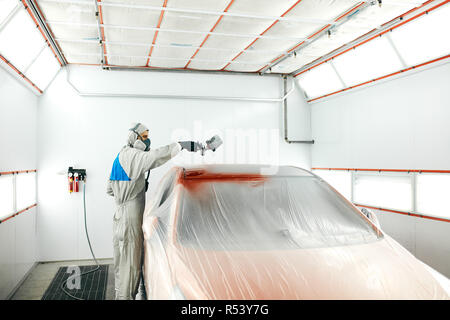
[142,165,450,300]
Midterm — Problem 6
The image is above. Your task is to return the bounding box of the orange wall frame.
[0,170,38,224]
[0,54,43,93]
[312,167,450,223]
[294,0,450,102]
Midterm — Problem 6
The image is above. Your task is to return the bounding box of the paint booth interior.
[1,0,450,301]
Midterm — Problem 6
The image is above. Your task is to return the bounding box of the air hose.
[61,181,100,300]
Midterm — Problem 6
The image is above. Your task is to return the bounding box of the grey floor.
[10,259,115,300]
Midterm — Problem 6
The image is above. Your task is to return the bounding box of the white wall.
[0,67,38,299]
[37,66,312,261]
[311,62,450,277]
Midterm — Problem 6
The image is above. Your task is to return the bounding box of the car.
[142,164,450,299]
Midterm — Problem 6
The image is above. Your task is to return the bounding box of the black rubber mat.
[41,265,109,300]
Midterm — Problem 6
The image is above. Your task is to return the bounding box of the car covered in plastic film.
[142,165,450,300]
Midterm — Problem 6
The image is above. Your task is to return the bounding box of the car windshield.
[178,175,381,250]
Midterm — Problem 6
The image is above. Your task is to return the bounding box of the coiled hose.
[61,182,100,300]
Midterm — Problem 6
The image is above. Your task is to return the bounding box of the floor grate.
[41,265,109,300]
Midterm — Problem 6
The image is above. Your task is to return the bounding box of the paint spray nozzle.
[201,135,223,156]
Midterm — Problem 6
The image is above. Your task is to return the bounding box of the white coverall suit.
[107,131,181,300]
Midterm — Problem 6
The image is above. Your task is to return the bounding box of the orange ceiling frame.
[20,0,63,66]
[294,0,450,102]
[32,0,67,65]
[184,0,235,69]
[257,1,366,73]
[97,0,108,65]
[307,54,450,102]
[220,0,304,71]
[145,0,168,67]
[354,204,450,223]
[293,0,441,77]
[0,54,43,94]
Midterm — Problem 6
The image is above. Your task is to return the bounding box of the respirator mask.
[129,123,151,152]
[133,138,151,152]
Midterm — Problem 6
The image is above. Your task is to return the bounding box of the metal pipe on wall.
[283,76,314,144]
[65,66,294,102]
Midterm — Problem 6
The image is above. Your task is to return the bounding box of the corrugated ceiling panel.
[49,23,98,40]
[284,0,360,20]
[148,58,186,68]
[104,28,156,43]
[167,0,230,11]
[262,21,323,39]
[188,60,227,70]
[213,16,274,36]
[151,45,196,60]
[233,40,297,64]
[108,56,147,66]
[161,11,222,35]
[37,0,427,72]
[107,44,149,57]
[105,0,163,5]
[226,62,266,72]
[101,6,162,27]
[59,41,101,56]
[227,0,295,16]
[276,1,420,73]
[38,1,97,24]
[64,53,100,65]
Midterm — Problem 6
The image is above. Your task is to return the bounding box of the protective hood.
[127,123,150,151]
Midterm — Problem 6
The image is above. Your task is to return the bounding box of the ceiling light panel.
[0,0,17,26]
[390,4,450,66]
[332,36,403,87]
[297,61,344,98]
[0,9,45,71]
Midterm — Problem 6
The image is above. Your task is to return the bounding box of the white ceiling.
[37,0,423,74]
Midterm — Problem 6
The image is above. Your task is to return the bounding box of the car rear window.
[178,175,381,250]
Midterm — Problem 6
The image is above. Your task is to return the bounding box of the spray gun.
[201,135,223,156]
[179,135,223,156]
